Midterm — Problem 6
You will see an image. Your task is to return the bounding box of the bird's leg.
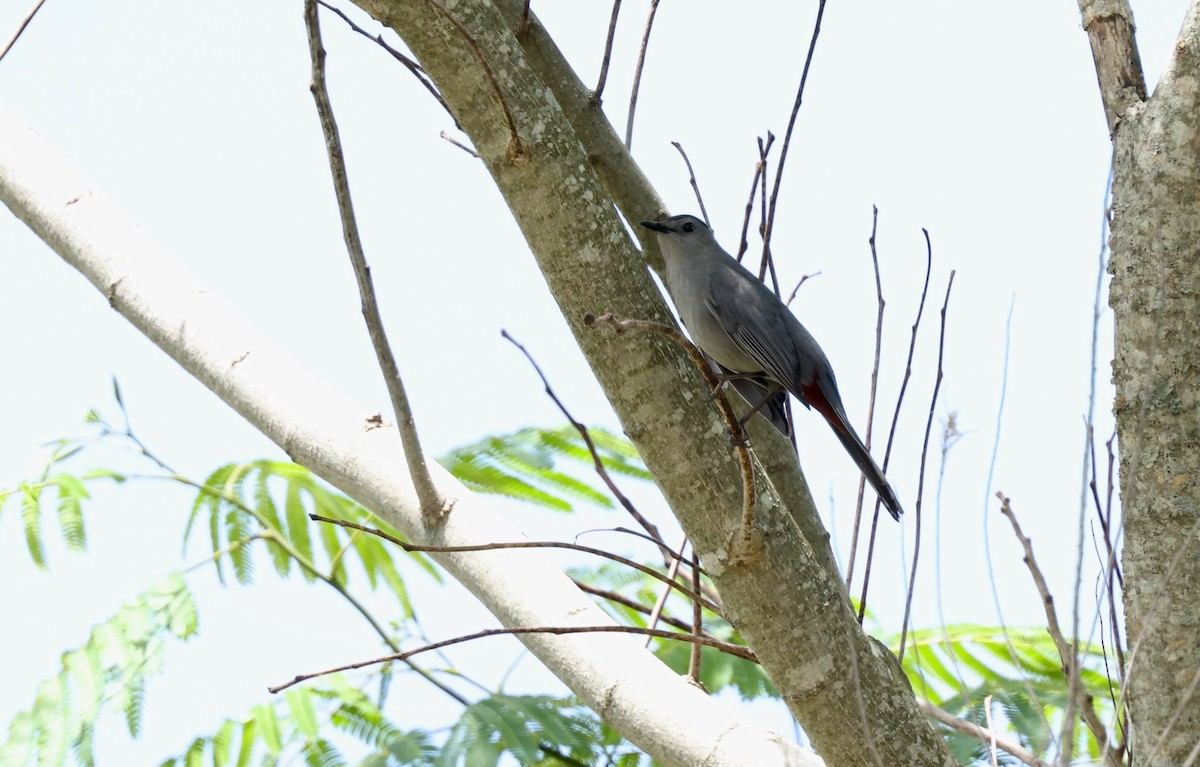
[711,376,785,446]
[734,381,784,428]
[706,370,766,400]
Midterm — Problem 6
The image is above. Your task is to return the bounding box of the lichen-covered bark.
[350,1,953,764]
[1106,3,1200,761]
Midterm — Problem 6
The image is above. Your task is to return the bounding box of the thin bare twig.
[858,228,933,622]
[846,205,885,590]
[572,579,699,634]
[589,527,718,603]
[624,0,662,148]
[501,329,672,561]
[585,313,758,538]
[931,414,971,709]
[1089,432,1124,590]
[311,513,721,615]
[919,699,1052,767]
[688,544,703,685]
[305,0,449,523]
[270,623,758,693]
[736,134,772,262]
[439,130,480,157]
[1102,436,1129,760]
[315,0,459,128]
[644,535,690,647]
[0,0,46,64]
[751,136,782,297]
[592,0,623,106]
[979,300,1058,747]
[760,0,827,265]
[1101,432,1127,669]
[985,694,999,767]
[784,271,821,306]
[1083,167,1126,763]
[173,472,470,706]
[1088,426,1128,761]
[747,134,773,265]
[425,0,525,158]
[671,141,710,227]
[899,270,954,662]
[997,493,1114,763]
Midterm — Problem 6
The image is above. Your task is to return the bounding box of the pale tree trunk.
[0,104,818,767]
[1082,1,1200,762]
[354,1,953,765]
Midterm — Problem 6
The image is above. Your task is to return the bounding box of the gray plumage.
[642,214,903,520]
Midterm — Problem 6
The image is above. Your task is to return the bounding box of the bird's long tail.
[801,380,904,521]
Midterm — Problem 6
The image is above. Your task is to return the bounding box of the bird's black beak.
[640,220,672,234]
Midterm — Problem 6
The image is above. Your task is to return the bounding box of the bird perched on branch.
[641,214,903,520]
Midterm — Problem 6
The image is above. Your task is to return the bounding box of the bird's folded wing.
[702,292,800,396]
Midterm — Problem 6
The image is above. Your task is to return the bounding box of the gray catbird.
[641,214,903,520]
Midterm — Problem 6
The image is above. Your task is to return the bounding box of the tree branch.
[1077,0,1147,131]
[343,2,952,762]
[270,622,759,694]
[0,103,820,767]
[305,0,450,524]
[996,493,1114,765]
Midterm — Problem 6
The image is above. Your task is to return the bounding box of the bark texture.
[1097,2,1200,762]
[0,103,820,767]
[353,1,953,764]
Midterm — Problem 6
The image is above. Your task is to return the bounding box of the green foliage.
[0,574,198,767]
[572,561,775,701]
[0,410,671,766]
[435,695,598,767]
[438,425,649,513]
[183,459,440,615]
[890,623,1119,764]
[0,437,125,569]
[653,623,776,700]
[153,677,437,767]
[6,404,1128,767]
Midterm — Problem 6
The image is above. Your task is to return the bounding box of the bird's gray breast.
[666,260,767,375]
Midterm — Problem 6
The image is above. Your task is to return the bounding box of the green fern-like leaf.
[438,425,651,514]
[236,718,257,767]
[1,574,197,767]
[653,623,775,700]
[437,695,598,767]
[212,720,235,767]
[285,482,316,581]
[0,711,36,767]
[50,474,89,552]
[20,483,47,570]
[893,622,1117,762]
[286,689,320,741]
[302,739,344,767]
[253,705,283,756]
[150,677,433,767]
[379,729,436,765]
[256,474,291,578]
[0,453,123,570]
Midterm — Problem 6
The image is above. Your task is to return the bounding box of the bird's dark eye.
[682,222,695,233]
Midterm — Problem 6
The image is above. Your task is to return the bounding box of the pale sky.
[0,1,1191,762]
